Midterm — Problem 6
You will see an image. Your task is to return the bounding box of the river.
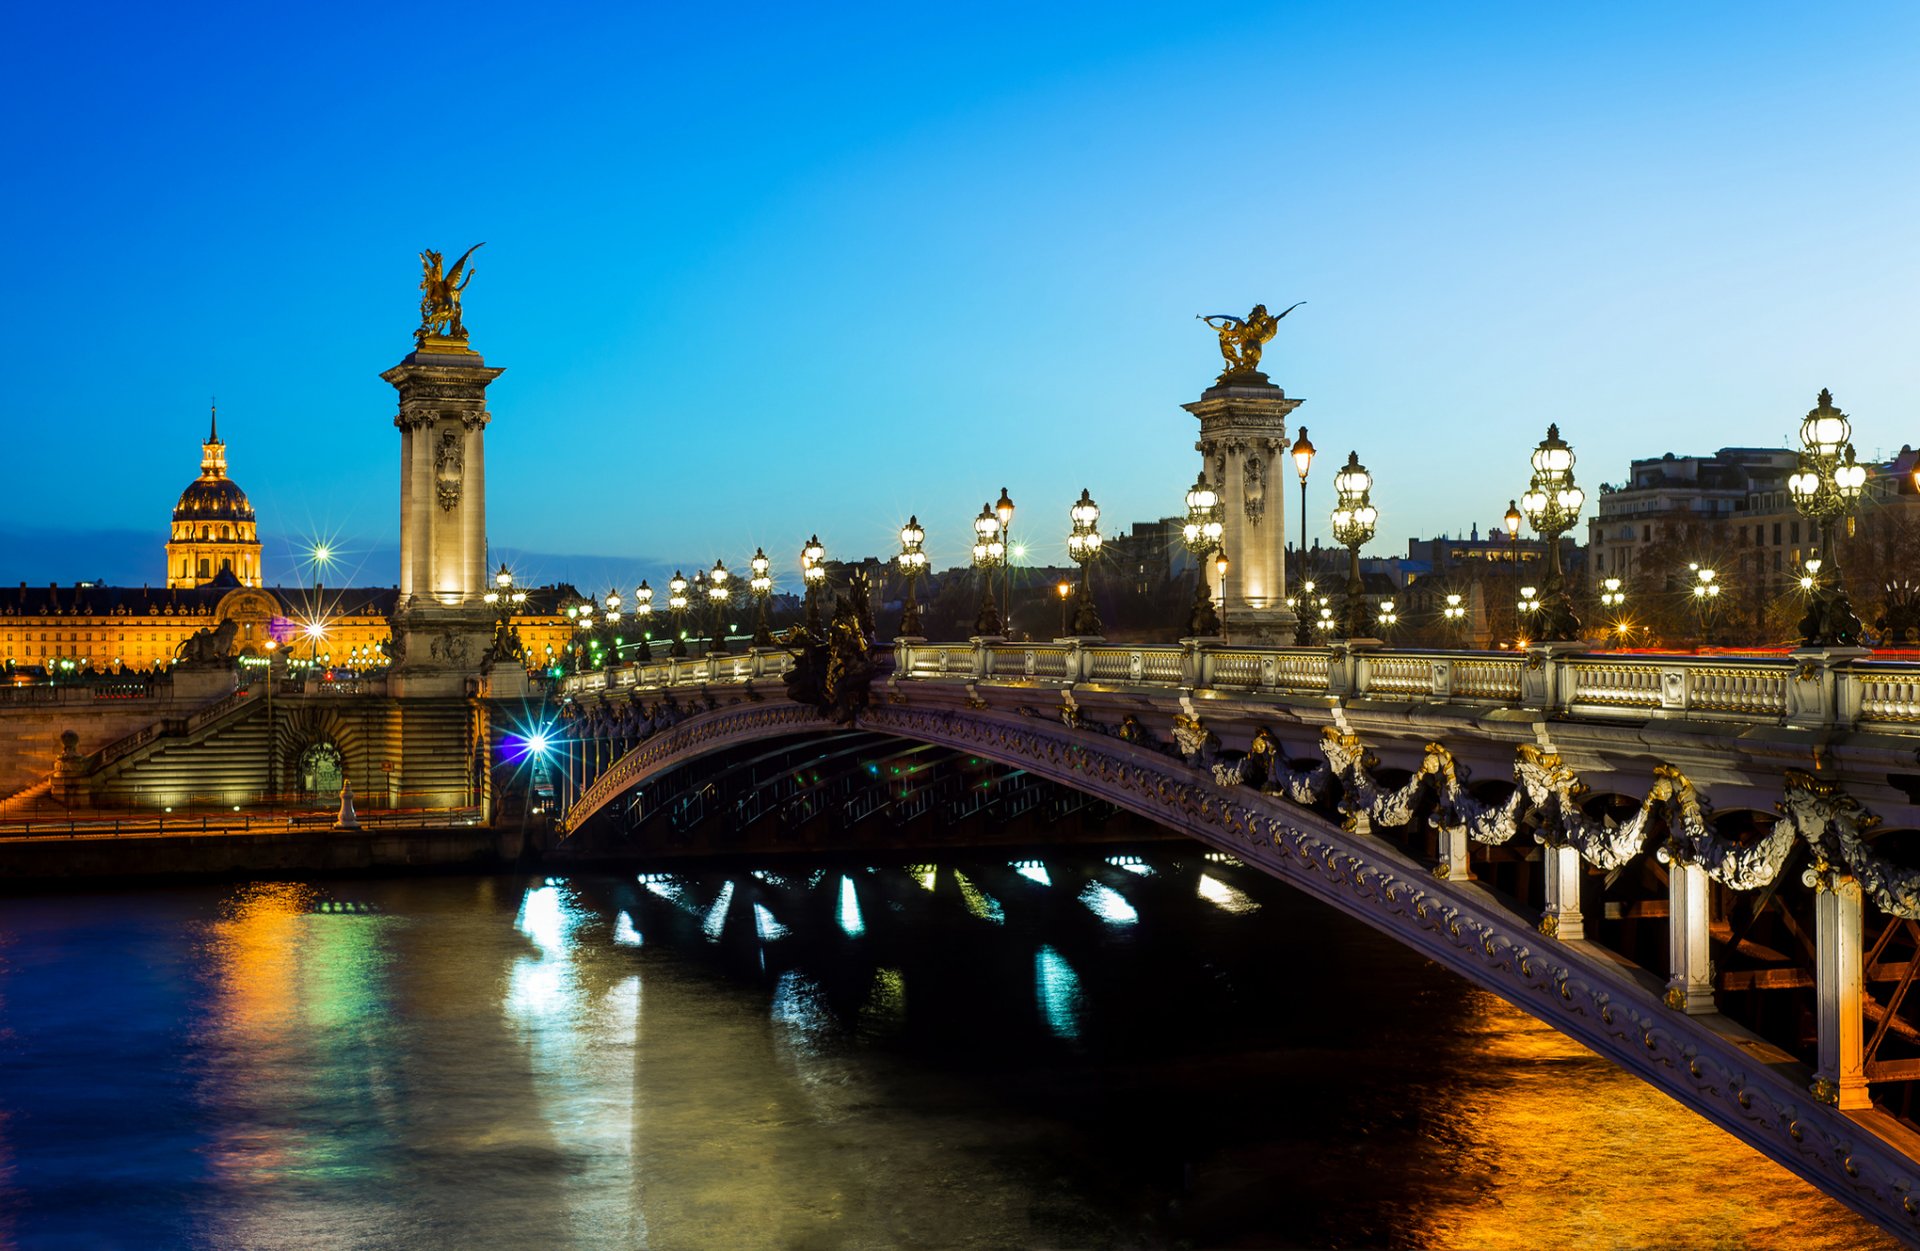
[0,853,1895,1249]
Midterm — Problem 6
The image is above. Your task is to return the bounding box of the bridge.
[546,634,1920,1241]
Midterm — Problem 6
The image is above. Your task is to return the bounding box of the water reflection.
[0,856,1896,1250]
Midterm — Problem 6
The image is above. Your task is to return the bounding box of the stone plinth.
[1183,378,1303,644]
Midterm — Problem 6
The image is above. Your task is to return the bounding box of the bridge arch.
[555,695,1920,1238]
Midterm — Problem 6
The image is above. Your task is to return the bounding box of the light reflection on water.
[0,857,1899,1250]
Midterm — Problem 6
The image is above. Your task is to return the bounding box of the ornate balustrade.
[560,639,1920,734]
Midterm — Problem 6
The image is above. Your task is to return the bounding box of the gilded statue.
[1199,301,1304,382]
[417,243,485,344]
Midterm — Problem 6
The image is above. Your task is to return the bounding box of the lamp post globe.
[895,519,927,640]
[1328,451,1378,640]
[666,571,690,658]
[1515,426,1584,642]
[1065,487,1104,637]
[970,503,1003,636]
[1788,390,1871,647]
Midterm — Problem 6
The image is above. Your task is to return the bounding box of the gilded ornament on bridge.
[416,243,484,346]
[1198,301,1303,384]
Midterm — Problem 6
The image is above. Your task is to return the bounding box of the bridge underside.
[550,686,1920,1243]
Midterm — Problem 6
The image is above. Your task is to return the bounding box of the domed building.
[166,407,261,588]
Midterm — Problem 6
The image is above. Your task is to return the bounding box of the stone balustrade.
[560,639,1916,734]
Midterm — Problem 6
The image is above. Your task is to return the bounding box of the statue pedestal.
[388,599,497,698]
[1184,377,1304,640]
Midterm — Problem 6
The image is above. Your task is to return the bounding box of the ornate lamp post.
[705,559,731,654]
[666,571,689,658]
[1518,425,1585,642]
[1328,451,1378,639]
[895,520,926,639]
[1688,563,1721,647]
[600,587,624,668]
[1066,487,1104,637]
[1442,591,1467,643]
[1181,473,1223,638]
[1055,580,1072,637]
[482,563,528,664]
[1291,426,1315,581]
[1598,576,1627,648]
[801,535,827,634]
[1376,598,1398,638]
[994,488,1016,638]
[748,549,773,646]
[1787,389,1870,647]
[1214,550,1230,640]
[632,580,655,661]
[970,504,1004,635]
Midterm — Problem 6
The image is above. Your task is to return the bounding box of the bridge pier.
[1666,860,1716,1014]
[1540,842,1585,940]
[1814,872,1871,1110]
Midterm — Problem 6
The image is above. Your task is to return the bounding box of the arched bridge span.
[549,641,1920,1242]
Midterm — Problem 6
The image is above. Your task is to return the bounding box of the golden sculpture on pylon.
[417,243,485,345]
[1199,300,1304,382]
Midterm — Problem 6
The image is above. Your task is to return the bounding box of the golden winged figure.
[1198,301,1304,382]
[417,243,485,344]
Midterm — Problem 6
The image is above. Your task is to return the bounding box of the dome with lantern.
[166,406,263,589]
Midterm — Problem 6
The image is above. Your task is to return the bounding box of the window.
[1774,551,1782,571]
[1773,523,1782,545]
[1790,521,1800,543]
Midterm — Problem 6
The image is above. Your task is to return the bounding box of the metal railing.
[557,638,1920,733]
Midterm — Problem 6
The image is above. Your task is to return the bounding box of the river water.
[0,853,1896,1250]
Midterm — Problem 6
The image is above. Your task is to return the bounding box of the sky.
[2,3,1916,592]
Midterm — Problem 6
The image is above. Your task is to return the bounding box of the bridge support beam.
[1665,861,1716,1014]
[1814,873,1871,1110]
[1540,843,1584,940]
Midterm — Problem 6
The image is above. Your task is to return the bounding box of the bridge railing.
[559,638,1920,732]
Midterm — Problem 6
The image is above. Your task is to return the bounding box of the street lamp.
[1066,487,1103,637]
[801,535,828,634]
[1291,425,1315,582]
[632,580,655,661]
[1376,598,1398,635]
[1787,389,1870,647]
[1517,426,1585,642]
[1182,472,1224,639]
[1055,580,1072,637]
[1598,577,1627,649]
[706,559,731,655]
[667,571,690,658]
[1215,549,1231,641]
[895,521,926,639]
[1442,591,1467,641]
[971,503,1004,635]
[1689,563,1722,648]
[994,488,1016,638]
[482,563,528,665]
[1328,451,1378,639]
[748,549,774,646]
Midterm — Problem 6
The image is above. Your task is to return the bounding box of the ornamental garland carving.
[1243,454,1266,525]
[434,428,464,511]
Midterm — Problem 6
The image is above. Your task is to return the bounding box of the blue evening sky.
[2,3,1915,591]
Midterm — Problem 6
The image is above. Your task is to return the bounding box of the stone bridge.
[549,636,1920,1242]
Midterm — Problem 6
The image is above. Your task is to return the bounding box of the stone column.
[1813,871,1871,1110]
[1665,858,1716,1014]
[381,339,504,699]
[1184,378,1301,644]
[1540,843,1585,940]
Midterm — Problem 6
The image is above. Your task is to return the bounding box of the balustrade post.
[1434,818,1472,881]
[1326,642,1359,698]
[1813,871,1871,1110]
[1664,858,1716,1014]
[1540,843,1585,940]
[1787,647,1869,730]
[1523,642,1584,713]
[969,636,993,681]
[1181,639,1208,692]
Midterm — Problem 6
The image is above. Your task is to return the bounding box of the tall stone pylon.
[1186,305,1305,643]
[381,245,504,696]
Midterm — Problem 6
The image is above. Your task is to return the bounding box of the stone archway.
[300,742,345,795]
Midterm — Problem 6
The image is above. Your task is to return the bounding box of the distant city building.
[0,415,572,674]
[1585,448,1798,583]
